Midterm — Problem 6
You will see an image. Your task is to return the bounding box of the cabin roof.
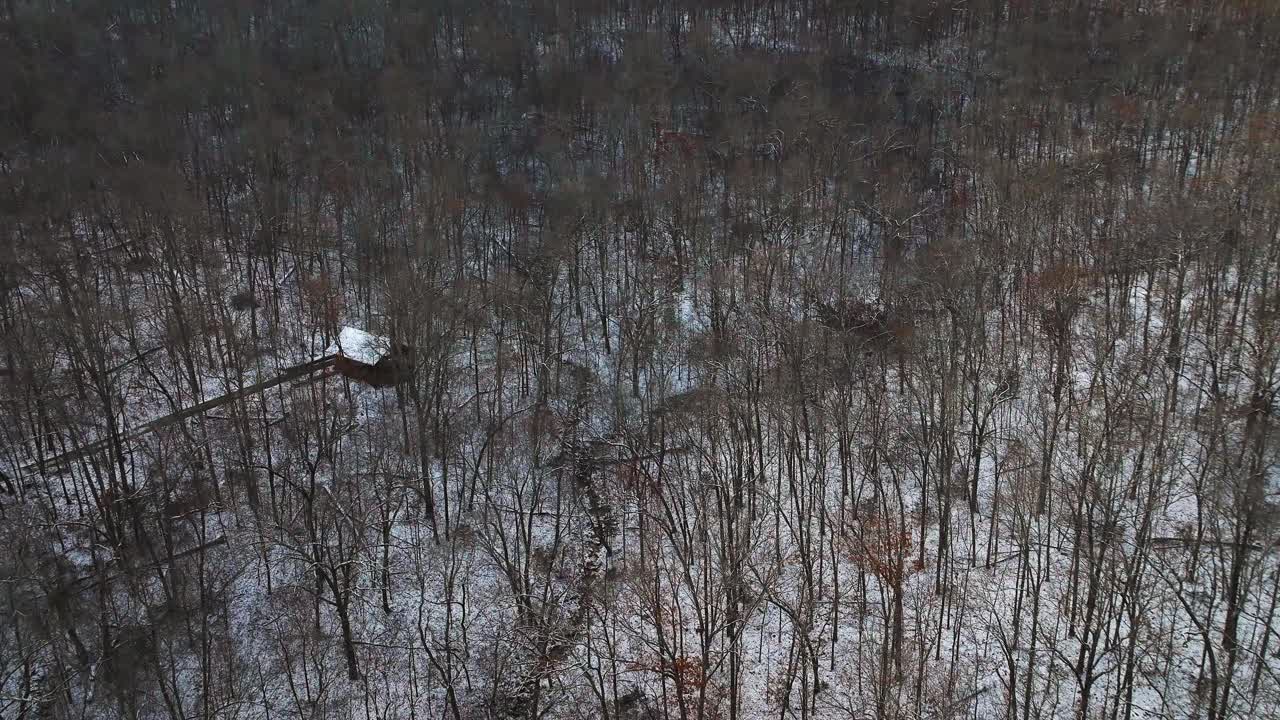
[327,326,386,366]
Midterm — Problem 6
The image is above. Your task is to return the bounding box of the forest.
[2,1,1279,719]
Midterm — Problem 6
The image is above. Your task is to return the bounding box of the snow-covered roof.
[327,326,387,365]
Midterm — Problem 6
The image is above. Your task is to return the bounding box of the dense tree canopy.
[2,1,1280,719]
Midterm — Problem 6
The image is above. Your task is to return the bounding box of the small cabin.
[328,326,414,387]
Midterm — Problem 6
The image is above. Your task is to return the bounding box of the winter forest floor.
[2,2,1280,720]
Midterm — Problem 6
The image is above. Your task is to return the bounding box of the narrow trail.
[18,355,336,477]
